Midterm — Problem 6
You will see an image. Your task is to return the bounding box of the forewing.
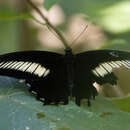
[76,49,130,85]
[0,51,63,80]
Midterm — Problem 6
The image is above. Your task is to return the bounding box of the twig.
[32,16,61,41]
[31,16,46,26]
[26,0,70,49]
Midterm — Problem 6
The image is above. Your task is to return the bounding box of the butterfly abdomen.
[64,51,75,96]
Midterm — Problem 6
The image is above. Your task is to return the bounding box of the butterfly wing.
[0,51,63,80]
[74,50,130,105]
[0,51,70,105]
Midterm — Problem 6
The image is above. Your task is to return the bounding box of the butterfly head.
[65,47,73,55]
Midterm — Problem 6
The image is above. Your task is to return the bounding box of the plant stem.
[26,0,70,49]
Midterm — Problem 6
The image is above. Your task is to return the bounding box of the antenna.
[70,24,88,47]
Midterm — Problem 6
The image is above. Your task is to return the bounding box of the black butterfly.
[0,48,130,106]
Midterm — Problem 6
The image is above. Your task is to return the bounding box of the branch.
[26,0,70,49]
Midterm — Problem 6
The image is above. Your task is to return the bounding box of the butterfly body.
[0,49,130,106]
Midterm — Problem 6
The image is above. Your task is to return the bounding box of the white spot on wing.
[34,65,46,77]
[121,60,130,69]
[0,61,4,66]
[109,51,119,57]
[6,61,18,69]
[0,61,11,68]
[2,62,12,68]
[26,83,31,87]
[26,63,39,73]
[95,66,106,77]
[19,79,25,83]
[17,62,30,71]
[10,61,22,69]
[111,61,120,68]
[14,61,25,69]
[101,63,112,73]
[99,65,108,76]
[92,70,100,77]
[108,62,116,68]
[124,60,130,67]
[43,69,50,77]
[126,60,130,64]
[115,61,122,66]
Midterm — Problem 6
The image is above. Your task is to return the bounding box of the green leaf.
[0,76,130,130]
[112,96,130,113]
[44,0,61,10]
[0,12,33,21]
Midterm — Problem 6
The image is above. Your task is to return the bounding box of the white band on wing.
[92,60,130,77]
[0,60,50,77]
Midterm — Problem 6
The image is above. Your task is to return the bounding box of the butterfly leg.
[91,85,98,99]
[43,97,51,105]
[63,98,69,105]
[74,81,98,106]
[87,98,91,106]
[75,97,81,106]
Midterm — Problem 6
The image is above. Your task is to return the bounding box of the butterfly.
[0,48,130,106]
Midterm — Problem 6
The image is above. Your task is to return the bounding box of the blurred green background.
[0,0,130,98]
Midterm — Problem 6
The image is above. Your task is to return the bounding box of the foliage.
[0,12,32,21]
[44,0,61,10]
[112,96,130,113]
[0,77,130,130]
